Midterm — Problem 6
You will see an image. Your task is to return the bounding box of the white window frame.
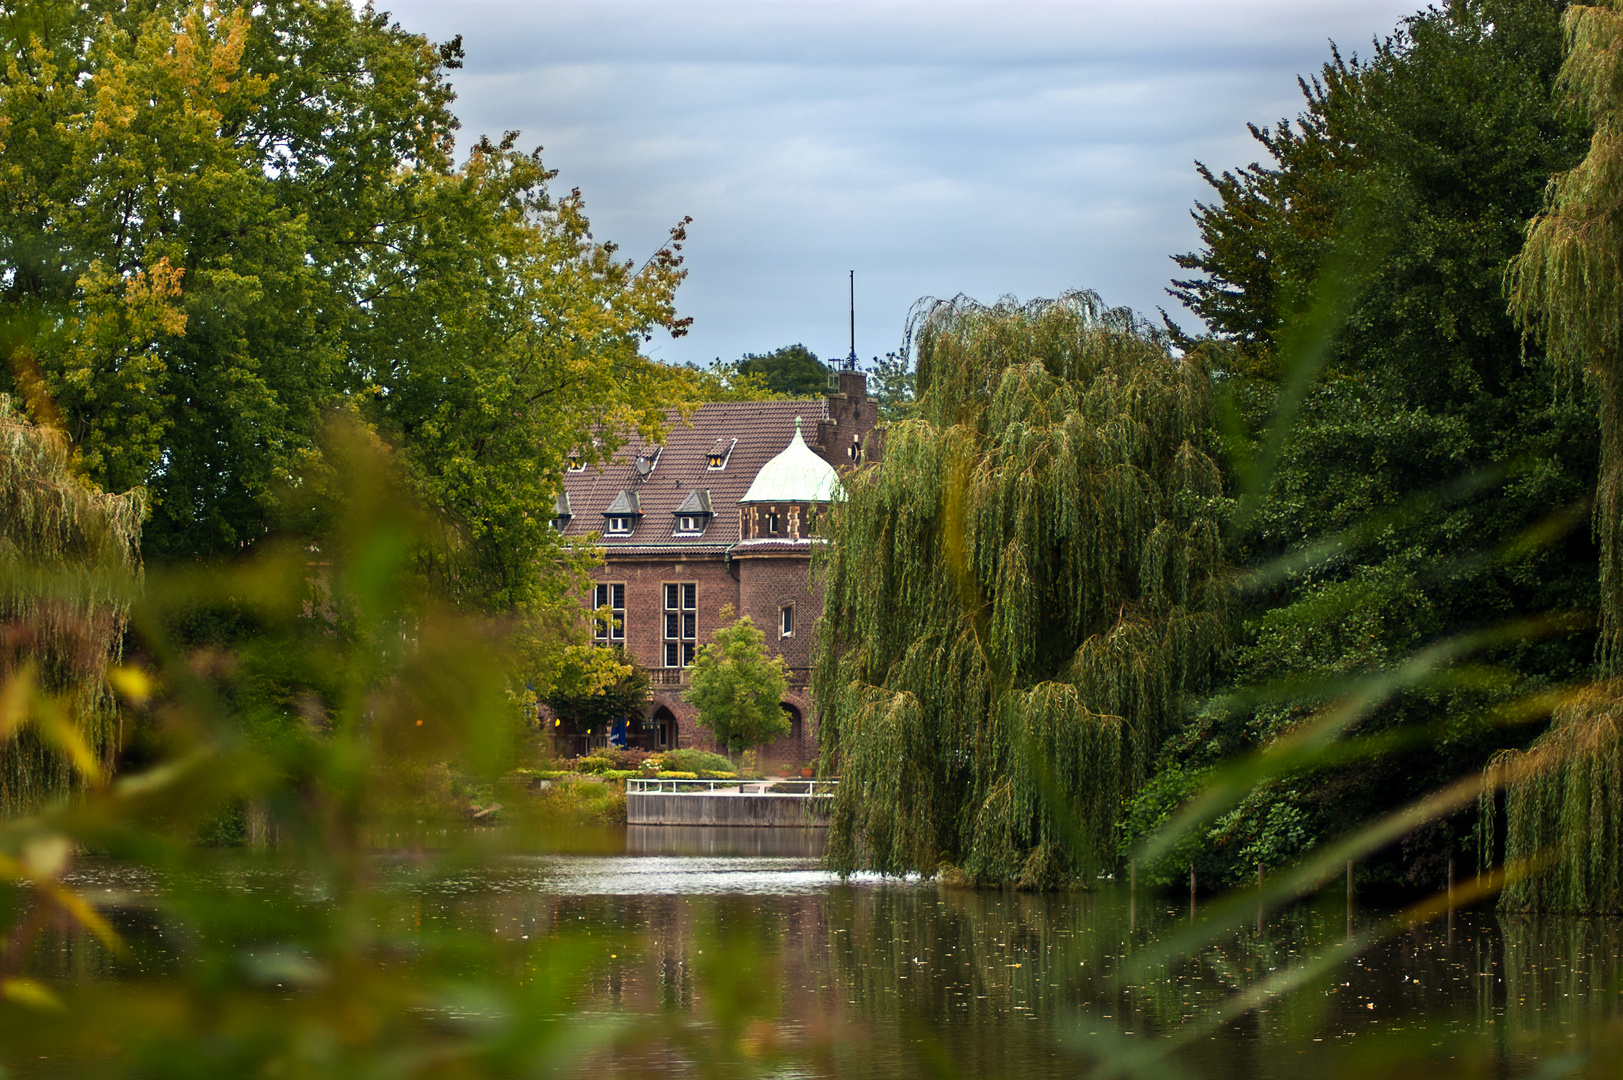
[780,604,794,638]
[606,516,632,534]
[593,582,626,642]
[663,582,698,667]
[707,438,736,471]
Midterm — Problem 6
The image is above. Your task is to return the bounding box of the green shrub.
[660,771,698,780]
[532,775,626,825]
[661,749,734,774]
[698,770,739,780]
[576,756,615,775]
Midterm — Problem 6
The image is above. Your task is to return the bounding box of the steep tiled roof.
[603,489,641,517]
[674,488,713,515]
[558,400,827,551]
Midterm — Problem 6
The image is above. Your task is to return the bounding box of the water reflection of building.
[553,372,878,766]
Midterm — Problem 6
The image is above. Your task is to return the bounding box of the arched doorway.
[649,705,678,752]
[763,703,805,771]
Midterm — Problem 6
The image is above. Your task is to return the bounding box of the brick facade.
[555,376,878,769]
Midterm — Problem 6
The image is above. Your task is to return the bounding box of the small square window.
[607,517,631,534]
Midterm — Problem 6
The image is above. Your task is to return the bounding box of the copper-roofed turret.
[739,418,840,505]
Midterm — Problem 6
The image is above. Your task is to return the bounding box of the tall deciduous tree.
[543,645,650,739]
[736,345,829,397]
[1150,0,1597,890]
[686,612,790,759]
[813,292,1226,888]
[0,0,698,620]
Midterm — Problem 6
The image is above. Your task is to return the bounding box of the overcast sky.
[384,0,1423,368]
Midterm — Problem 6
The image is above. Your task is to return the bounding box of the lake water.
[23,826,1623,1079]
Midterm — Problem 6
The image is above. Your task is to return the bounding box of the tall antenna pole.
[847,270,858,370]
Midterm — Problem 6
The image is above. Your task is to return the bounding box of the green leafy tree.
[685,610,790,759]
[542,645,651,738]
[814,291,1226,888]
[681,360,780,402]
[736,344,829,397]
[868,350,916,422]
[1145,0,1595,890]
[0,0,699,619]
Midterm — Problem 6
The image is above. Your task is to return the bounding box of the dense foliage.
[736,344,830,397]
[814,292,1226,887]
[1142,0,1598,891]
[541,645,650,738]
[0,397,141,813]
[686,611,791,758]
[1493,0,1623,913]
[0,0,697,618]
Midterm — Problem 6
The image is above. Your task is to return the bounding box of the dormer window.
[602,490,641,536]
[707,437,736,471]
[551,491,573,531]
[672,488,714,535]
[567,453,584,472]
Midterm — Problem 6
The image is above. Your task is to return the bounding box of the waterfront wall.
[627,791,831,828]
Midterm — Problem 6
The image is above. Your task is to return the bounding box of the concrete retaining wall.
[627,791,832,828]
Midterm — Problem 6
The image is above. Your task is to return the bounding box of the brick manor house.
[552,370,879,765]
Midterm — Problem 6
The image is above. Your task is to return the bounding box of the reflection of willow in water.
[1498,915,1623,1036]
[810,887,1363,1071]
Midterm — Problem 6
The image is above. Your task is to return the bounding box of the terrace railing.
[625,778,839,796]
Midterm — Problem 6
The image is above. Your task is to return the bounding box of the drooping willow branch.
[812,291,1226,888]
[0,395,143,814]
[1497,1,1623,910]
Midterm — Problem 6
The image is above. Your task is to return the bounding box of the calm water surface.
[29,827,1623,1078]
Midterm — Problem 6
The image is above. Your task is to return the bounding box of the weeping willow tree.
[812,291,1225,888]
[1498,0,1623,911]
[0,395,143,814]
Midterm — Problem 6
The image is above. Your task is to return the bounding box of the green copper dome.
[738,417,841,504]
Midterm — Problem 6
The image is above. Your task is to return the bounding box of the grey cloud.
[385,0,1424,364]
